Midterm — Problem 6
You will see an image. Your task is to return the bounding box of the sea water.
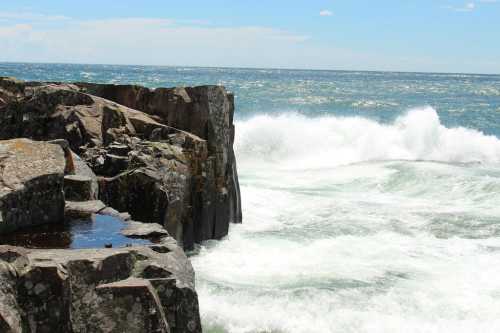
[3,63,500,332]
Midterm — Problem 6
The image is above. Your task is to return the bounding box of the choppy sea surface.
[3,63,500,333]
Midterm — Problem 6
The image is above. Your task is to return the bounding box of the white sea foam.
[192,107,500,333]
[235,107,500,169]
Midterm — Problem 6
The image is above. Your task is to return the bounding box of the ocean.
[3,63,500,333]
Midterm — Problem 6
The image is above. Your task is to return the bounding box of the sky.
[0,0,499,74]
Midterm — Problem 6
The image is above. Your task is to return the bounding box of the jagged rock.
[0,77,242,249]
[65,200,106,218]
[71,152,99,199]
[0,238,202,333]
[0,77,230,331]
[47,139,77,175]
[101,153,130,176]
[0,82,98,152]
[97,140,192,245]
[0,77,26,107]
[0,139,66,234]
[121,221,170,238]
[64,175,95,201]
[77,83,242,226]
[18,258,72,332]
[84,125,226,248]
[0,261,25,333]
[99,206,132,221]
[95,278,170,333]
[0,78,177,155]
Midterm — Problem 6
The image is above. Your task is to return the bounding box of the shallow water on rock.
[0,214,153,249]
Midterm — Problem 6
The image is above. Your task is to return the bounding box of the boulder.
[0,237,202,333]
[0,139,66,234]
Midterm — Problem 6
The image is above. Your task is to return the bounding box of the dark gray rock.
[64,174,95,201]
[0,261,25,333]
[0,77,242,250]
[77,83,242,227]
[97,140,192,246]
[0,139,66,234]
[71,152,99,199]
[0,78,216,332]
[95,278,170,333]
[0,238,202,333]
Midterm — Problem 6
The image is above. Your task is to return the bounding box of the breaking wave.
[235,107,500,169]
[194,106,500,333]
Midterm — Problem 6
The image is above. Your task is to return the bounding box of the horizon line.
[1,60,499,77]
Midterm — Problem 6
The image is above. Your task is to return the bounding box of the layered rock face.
[0,77,242,249]
[0,239,201,333]
[0,139,66,233]
[77,83,242,233]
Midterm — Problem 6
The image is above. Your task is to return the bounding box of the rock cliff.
[0,76,243,332]
[0,77,242,249]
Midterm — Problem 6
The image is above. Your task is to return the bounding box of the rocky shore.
[0,77,242,332]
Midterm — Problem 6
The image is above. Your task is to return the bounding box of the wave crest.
[235,107,500,169]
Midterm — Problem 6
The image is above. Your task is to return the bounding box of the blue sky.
[0,0,499,73]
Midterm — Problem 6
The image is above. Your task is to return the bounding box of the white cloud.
[0,15,311,67]
[445,0,499,11]
[464,2,476,10]
[445,2,476,12]
[319,10,333,16]
[0,23,32,37]
[0,11,69,21]
[459,2,476,11]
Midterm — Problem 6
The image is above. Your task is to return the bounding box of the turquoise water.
[3,63,500,332]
